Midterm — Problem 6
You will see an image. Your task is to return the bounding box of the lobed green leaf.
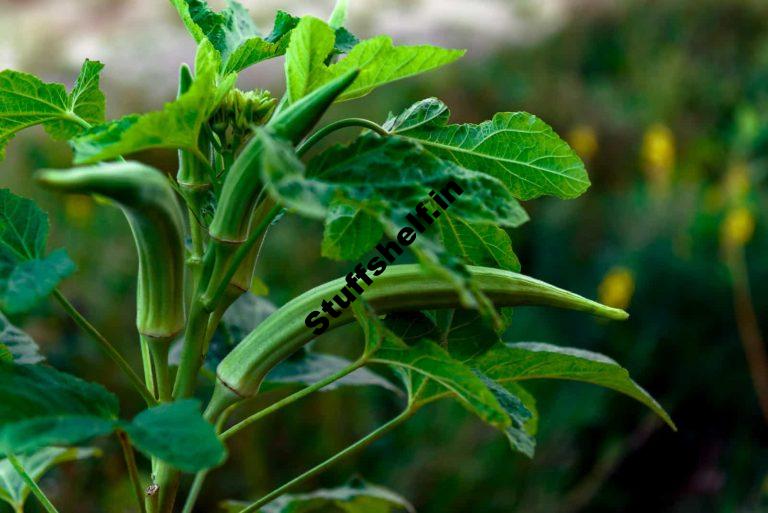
[285,16,464,103]
[386,98,590,200]
[0,361,119,455]
[473,342,676,429]
[0,60,105,160]
[0,190,75,314]
[72,40,235,163]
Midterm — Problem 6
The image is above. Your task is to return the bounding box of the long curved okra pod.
[207,264,628,416]
[36,162,186,341]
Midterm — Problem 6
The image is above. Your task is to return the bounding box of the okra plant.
[0,1,675,512]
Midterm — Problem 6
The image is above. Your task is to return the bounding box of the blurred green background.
[1,0,768,511]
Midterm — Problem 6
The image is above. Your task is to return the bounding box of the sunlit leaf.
[285,17,464,103]
[0,60,105,160]
[170,1,299,73]
[72,40,235,163]
[385,98,590,200]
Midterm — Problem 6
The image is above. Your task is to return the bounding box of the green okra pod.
[208,69,360,243]
[36,162,186,340]
[209,264,628,411]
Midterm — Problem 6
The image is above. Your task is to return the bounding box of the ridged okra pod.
[36,162,186,340]
[208,264,628,414]
[208,69,360,243]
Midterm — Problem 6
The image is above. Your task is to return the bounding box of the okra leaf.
[0,189,48,261]
[72,40,235,163]
[0,313,42,364]
[383,311,538,456]
[473,342,676,429]
[222,477,414,513]
[123,400,226,473]
[0,361,119,455]
[263,348,398,393]
[285,16,464,103]
[385,98,590,200]
[261,131,527,261]
[170,1,299,73]
[0,59,105,160]
[0,190,76,314]
[260,129,509,315]
[321,200,384,260]
[0,447,99,510]
[352,306,509,428]
[0,249,76,314]
[434,216,522,272]
[479,373,535,457]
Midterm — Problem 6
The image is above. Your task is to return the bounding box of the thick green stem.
[221,359,366,441]
[237,409,414,513]
[201,203,280,311]
[118,430,147,513]
[296,118,389,158]
[53,290,157,406]
[7,454,60,513]
[173,300,212,399]
[147,337,172,403]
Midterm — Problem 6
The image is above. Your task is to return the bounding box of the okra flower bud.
[209,69,360,243]
[36,162,186,340]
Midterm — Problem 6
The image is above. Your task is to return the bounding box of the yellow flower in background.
[598,267,635,310]
[567,125,598,161]
[641,123,675,193]
[723,162,750,203]
[721,206,755,250]
[64,195,94,227]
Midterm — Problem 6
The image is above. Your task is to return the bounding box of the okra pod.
[36,162,186,340]
[210,264,627,410]
[208,69,360,243]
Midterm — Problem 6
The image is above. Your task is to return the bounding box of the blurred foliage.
[2,0,768,512]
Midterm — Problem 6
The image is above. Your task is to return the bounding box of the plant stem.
[147,337,172,403]
[53,289,157,406]
[117,430,148,513]
[173,300,212,399]
[181,404,236,513]
[296,118,389,158]
[727,248,768,425]
[181,470,208,513]
[221,359,366,440]
[201,203,281,311]
[237,408,414,513]
[7,454,60,513]
[140,336,158,399]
